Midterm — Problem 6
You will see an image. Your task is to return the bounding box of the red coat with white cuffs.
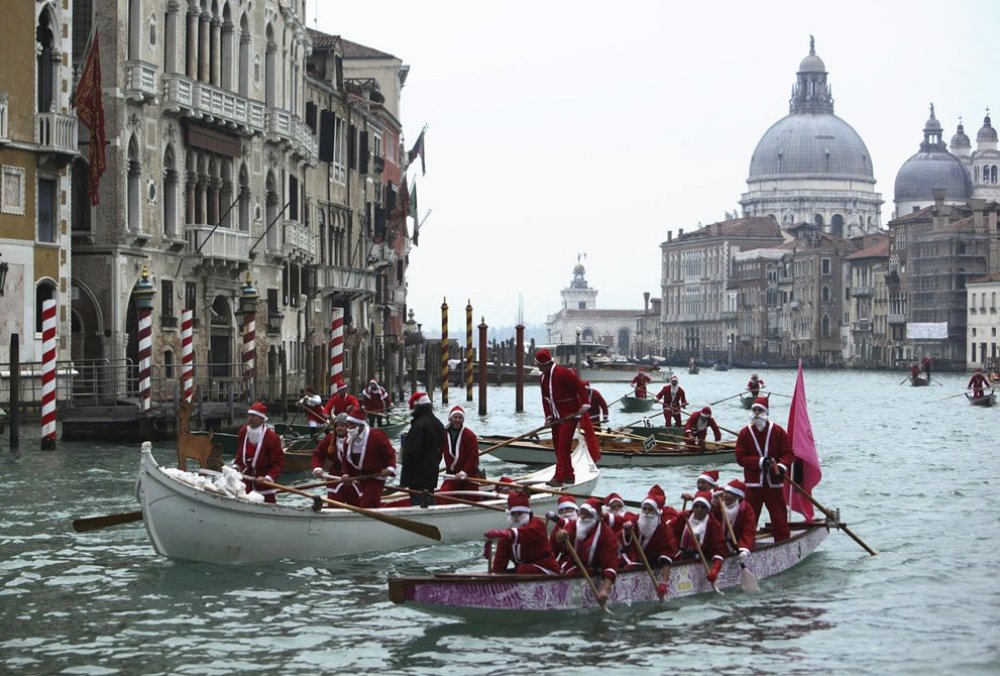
[735,420,794,489]
[327,427,396,506]
[439,425,480,495]
[491,517,560,575]
[683,410,721,441]
[654,385,687,413]
[620,519,678,568]
[671,511,727,562]
[540,364,590,419]
[713,500,757,552]
[558,520,620,581]
[233,425,285,496]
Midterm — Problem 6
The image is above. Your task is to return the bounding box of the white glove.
[312,467,324,478]
[579,404,591,414]
[739,548,750,562]
[457,471,468,481]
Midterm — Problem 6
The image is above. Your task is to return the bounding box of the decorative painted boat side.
[479,435,735,468]
[388,523,829,618]
[966,390,997,407]
[620,396,654,413]
[136,442,600,564]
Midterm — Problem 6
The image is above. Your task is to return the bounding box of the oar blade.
[72,510,144,532]
[740,565,761,593]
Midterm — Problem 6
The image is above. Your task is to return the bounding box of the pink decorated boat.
[388,521,829,618]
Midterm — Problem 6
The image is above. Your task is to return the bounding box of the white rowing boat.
[136,441,600,564]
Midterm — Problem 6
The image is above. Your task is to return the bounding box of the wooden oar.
[898,375,911,385]
[257,479,441,541]
[629,528,666,600]
[72,510,143,532]
[296,472,383,491]
[476,414,581,459]
[683,513,722,594]
[933,391,972,402]
[708,392,746,406]
[560,533,611,613]
[386,484,506,512]
[614,409,666,431]
[603,388,635,410]
[719,500,760,593]
[785,477,876,556]
[467,476,644,509]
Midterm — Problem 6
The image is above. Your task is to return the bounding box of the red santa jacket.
[654,385,687,413]
[441,425,479,476]
[683,410,721,441]
[968,373,990,390]
[328,427,396,500]
[631,372,652,397]
[713,500,757,552]
[621,518,678,567]
[588,388,610,422]
[233,425,285,495]
[747,377,765,392]
[323,392,360,416]
[311,431,341,472]
[361,385,391,413]
[540,364,589,420]
[491,517,560,574]
[671,511,727,562]
[734,420,794,489]
[558,520,620,581]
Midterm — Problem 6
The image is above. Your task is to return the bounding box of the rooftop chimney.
[969,198,986,231]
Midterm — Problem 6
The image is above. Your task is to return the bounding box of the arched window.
[956,267,966,291]
[127,137,141,232]
[617,328,630,353]
[992,165,998,183]
[35,281,57,333]
[975,165,980,182]
[813,213,825,226]
[36,7,56,113]
[822,286,830,302]
[582,328,594,341]
[821,314,830,338]
[163,146,178,237]
[238,14,249,95]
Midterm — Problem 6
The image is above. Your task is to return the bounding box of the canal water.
[2,368,998,674]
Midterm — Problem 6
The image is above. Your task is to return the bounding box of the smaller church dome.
[950,121,971,149]
[573,262,585,276]
[798,35,825,73]
[977,114,997,144]
[895,107,971,203]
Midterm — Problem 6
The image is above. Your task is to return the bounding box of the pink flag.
[784,359,822,520]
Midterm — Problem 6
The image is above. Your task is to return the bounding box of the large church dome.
[894,105,972,204]
[749,113,875,181]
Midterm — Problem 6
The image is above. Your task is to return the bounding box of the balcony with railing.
[282,219,315,260]
[185,224,250,262]
[853,318,872,332]
[853,285,874,298]
[315,264,377,295]
[37,110,78,156]
[162,73,265,134]
[124,61,159,102]
[887,313,906,325]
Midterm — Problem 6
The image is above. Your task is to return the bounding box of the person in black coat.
[400,391,445,506]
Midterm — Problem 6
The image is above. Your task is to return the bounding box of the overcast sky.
[314,0,999,337]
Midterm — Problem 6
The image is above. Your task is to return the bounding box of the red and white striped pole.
[133,267,156,414]
[40,298,57,449]
[239,276,259,402]
[181,308,194,402]
[330,308,344,394]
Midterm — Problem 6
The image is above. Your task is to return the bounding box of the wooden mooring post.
[9,333,19,450]
[515,324,524,412]
[478,317,488,415]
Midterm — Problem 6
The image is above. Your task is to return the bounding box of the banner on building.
[906,322,948,340]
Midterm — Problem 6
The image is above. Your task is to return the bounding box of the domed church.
[740,38,883,237]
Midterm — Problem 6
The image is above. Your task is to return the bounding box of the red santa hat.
[697,469,720,486]
[344,405,367,426]
[641,484,666,513]
[507,491,531,514]
[448,405,465,420]
[724,479,747,500]
[752,397,769,413]
[333,379,348,392]
[692,490,714,509]
[534,348,553,365]
[557,496,579,512]
[670,374,679,383]
[579,497,603,517]
[701,406,712,416]
[408,391,431,410]
[604,492,625,509]
[247,401,268,421]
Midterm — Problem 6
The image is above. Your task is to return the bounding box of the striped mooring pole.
[465,300,473,401]
[238,275,259,402]
[330,308,344,394]
[441,297,449,405]
[181,308,194,402]
[133,267,156,415]
[40,298,58,449]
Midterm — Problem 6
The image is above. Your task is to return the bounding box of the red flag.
[72,28,107,205]
[783,359,822,520]
[577,412,601,463]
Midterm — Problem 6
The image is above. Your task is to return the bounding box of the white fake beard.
[724,502,740,524]
[246,425,264,445]
[558,511,578,523]
[688,512,708,542]
[752,414,768,431]
[507,512,530,528]
[575,517,596,541]
[638,513,659,539]
[608,504,625,516]
[346,428,360,444]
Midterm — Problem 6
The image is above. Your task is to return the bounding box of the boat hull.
[137,444,599,564]
[910,376,929,387]
[966,391,997,407]
[741,393,768,409]
[388,524,829,618]
[620,396,654,413]
[479,435,734,468]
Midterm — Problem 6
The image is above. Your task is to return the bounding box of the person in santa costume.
[310,412,349,496]
[535,348,596,486]
[322,378,360,418]
[361,378,392,427]
[680,469,721,503]
[400,391,444,506]
[232,402,285,503]
[485,491,561,575]
[554,498,619,605]
[584,381,610,429]
[630,370,653,398]
[968,368,991,398]
[747,373,765,397]
[683,406,722,450]
[671,490,727,584]
[620,485,677,596]
[653,375,688,427]
[316,405,396,508]
[713,479,756,560]
[438,405,481,503]
[546,495,580,561]
[603,492,636,534]
[735,396,794,541]
[296,386,327,431]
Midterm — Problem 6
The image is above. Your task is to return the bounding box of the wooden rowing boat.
[620,395,654,413]
[741,392,768,409]
[136,441,600,564]
[388,521,829,618]
[910,374,930,387]
[478,434,734,468]
[966,390,997,407]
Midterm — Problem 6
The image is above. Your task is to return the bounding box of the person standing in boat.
[485,492,561,575]
[438,405,480,502]
[653,375,687,427]
[713,479,756,561]
[671,491,727,584]
[620,485,677,595]
[554,498,618,605]
[734,397,794,542]
[968,368,990,398]
[631,370,653,398]
[322,405,396,508]
[909,360,921,380]
[232,401,285,504]
[921,355,933,381]
[747,373,765,397]
[361,379,392,427]
[400,391,445,506]
[682,406,722,450]
[296,386,327,431]
[535,348,594,487]
[584,382,609,430]
[322,378,360,418]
